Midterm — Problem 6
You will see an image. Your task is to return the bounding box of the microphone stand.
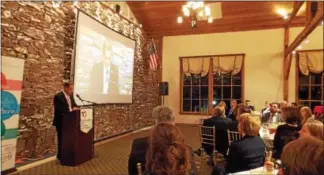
[76,94,99,159]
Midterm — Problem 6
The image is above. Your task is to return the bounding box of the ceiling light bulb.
[321,20,324,25]
[297,45,302,50]
[139,24,143,28]
[283,15,289,20]
[177,16,183,23]
[292,51,296,54]
[304,39,309,44]
[208,17,213,23]
[198,11,203,17]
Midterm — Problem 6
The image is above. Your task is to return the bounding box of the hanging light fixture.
[177,1,213,29]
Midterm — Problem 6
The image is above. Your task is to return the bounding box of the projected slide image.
[73,11,135,104]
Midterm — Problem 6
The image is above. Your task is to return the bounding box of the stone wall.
[1,1,159,159]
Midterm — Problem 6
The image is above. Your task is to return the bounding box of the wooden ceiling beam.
[284,1,323,81]
[285,1,305,27]
[285,2,323,57]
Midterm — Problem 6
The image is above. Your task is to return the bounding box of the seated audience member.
[300,106,314,125]
[225,114,266,173]
[273,106,301,159]
[202,107,231,156]
[228,104,251,131]
[128,106,175,175]
[217,101,227,118]
[261,102,283,124]
[261,101,270,115]
[145,123,196,175]
[280,101,288,109]
[226,100,237,120]
[245,100,255,111]
[279,136,324,175]
[291,102,298,107]
[299,119,323,140]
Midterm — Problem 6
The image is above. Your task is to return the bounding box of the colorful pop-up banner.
[1,56,24,171]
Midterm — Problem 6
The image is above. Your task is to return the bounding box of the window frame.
[179,53,245,115]
[295,49,324,108]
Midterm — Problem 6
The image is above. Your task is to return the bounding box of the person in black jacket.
[128,106,198,175]
[273,106,301,159]
[202,106,231,156]
[225,113,266,174]
[226,100,237,120]
[53,82,79,160]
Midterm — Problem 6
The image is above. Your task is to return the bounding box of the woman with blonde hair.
[217,101,227,118]
[145,123,194,175]
[299,119,323,140]
[279,136,324,175]
[225,114,265,173]
[300,106,313,125]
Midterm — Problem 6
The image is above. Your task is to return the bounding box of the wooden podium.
[60,109,94,166]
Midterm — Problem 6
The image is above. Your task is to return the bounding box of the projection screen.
[73,11,135,105]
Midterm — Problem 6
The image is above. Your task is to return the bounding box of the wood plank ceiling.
[127,1,306,37]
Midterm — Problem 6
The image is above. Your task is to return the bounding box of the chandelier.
[177,1,213,28]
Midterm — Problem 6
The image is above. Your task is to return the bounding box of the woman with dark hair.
[273,106,301,159]
[145,123,196,175]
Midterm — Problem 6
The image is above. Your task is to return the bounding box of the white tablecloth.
[230,166,278,175]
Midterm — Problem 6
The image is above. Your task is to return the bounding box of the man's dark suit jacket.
[202,116,232,156]
[89,62,119,95]
[53,92,77,127]
[128,137,198,175]
[261,112,283,123]
[226,107,236,121]
[225,135,265,173]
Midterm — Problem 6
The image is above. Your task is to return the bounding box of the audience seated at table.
[212,113,266,174]
[145,123,197,175]
[226,100,237,120]
[202,106,231,156]
[228,104,251,131]
[261,102,283,124]
[261,101,270,115]
[299,119,323,140]
[245,100,255,111]
[217,101,227,118]
[273,106,301,159]
[279,136,324,175]
[300,106,314,125]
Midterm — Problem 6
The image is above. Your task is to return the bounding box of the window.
[297,50,324,110]
[180,54,244,114]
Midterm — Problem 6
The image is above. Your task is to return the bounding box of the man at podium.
[53,82,79,161]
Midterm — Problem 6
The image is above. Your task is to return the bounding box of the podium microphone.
[76,94,84,102]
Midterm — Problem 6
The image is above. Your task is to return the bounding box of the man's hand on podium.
[72,107,80,111]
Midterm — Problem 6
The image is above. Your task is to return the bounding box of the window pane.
[299,72,308,85]
[310,102,321,111]
[192,86,199,99]
[192,74,200,85]
[183,100,191,111]
[183,86,191,99]
[223,87,231,99]
[311,86,322,100]
[232,86,241,99]
[299,86,309,100]
[192,100,200,112]
[213,74,221,85]
[310,73,322,85]
[183,75,191,85]
[213,87,222,99]
[201,74,208,85]
[232,72,241,85]
[298,101,309,107]
[201,86,208,99]
[200,100,209,113]
[223,73,231,85]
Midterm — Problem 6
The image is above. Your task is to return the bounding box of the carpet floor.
[13,124,214,175]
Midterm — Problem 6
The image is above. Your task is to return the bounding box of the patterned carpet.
[13,125,213,175]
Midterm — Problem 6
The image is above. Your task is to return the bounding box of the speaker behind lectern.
[159,82,168,96]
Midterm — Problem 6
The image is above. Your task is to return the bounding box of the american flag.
[148,38,158,71]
